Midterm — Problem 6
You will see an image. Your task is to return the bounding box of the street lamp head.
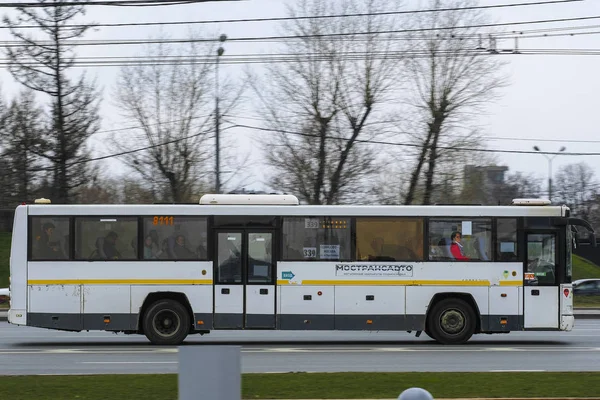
[219,34,227,42]
[217,47,224,57]
[533,146,540,152]
[559,146,566,152]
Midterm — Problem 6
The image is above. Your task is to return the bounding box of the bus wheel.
[427,298,476,345]
[424,326,433,339]
[143,299,190,345]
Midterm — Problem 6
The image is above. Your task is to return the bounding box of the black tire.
[424,326,433,339]
[143,299,191,345]
[426,298,476,345]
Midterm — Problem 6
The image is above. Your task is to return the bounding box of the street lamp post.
[533,145,566,202]
[215,34,227,194]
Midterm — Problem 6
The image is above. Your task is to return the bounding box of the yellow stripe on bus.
[27,279,522,287]
[276,279,523,286]
[27,279,213,285]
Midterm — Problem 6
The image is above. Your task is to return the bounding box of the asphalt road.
[1,319,600,375]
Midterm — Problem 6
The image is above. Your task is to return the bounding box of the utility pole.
[533,145,566,202]
[215,34,227,194]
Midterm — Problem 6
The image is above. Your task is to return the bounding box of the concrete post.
[178,346,241,400]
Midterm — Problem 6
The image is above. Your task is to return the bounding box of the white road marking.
[2,346,600,355]
[80,361,177,364]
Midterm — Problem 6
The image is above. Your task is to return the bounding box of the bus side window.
[428,219,492,262]
[75,217,138,261]
[142,217,208,260]
[355,218,424,261]
[30,217,70,260]
[282,217,351,261]
[496,218,518,262]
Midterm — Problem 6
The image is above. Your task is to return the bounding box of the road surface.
[1,319,600,375]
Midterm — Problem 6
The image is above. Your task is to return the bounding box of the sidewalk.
[2,310,600,322]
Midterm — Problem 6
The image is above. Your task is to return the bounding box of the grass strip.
[575,295,600,308]
[0,232,10,288]
[0,372,600,399]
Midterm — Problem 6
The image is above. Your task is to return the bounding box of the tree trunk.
[422,117,443,205]
[312,117,329,205]
[404,132,432,205]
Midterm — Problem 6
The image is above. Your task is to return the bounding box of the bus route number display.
[153,216,174,225]
[305,218,319,229]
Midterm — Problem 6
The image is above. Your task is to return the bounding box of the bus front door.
[523,232,559,329]
[213,230,276,329]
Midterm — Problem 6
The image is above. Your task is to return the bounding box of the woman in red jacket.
[450,231,469,261]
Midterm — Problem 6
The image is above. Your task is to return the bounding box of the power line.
[4,15,600,47]
[482,136,600,144]
[232,123,600,156]
[2,47,600,69]
[92,113,600,147]
[229,115,600,145]
[495,23,600,36]
[0,0,581,28]
[0,0,237,8]
[5,120,595,175]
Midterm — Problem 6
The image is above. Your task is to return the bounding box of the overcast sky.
[1,0,599,198]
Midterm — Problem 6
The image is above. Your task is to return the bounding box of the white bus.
[6,194,596,345]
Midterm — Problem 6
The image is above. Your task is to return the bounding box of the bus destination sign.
[335,263,413,277]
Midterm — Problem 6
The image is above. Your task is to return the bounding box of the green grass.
[573,254,600,280]
[0,372,600,399]
[572,255,600,308]
[574,295,600,308]
[0,232,10,289]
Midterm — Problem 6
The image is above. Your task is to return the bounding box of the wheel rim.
[152,309,181,338]
[439,308,466,336]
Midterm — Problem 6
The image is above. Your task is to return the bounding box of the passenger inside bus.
[172,235,196,259]
[33,222,66,259]
[91,231,122,260]
[450,231,469,260]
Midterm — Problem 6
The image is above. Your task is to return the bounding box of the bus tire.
[142,299,190,345]
[427,298,476,345]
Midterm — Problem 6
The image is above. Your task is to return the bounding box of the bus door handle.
[531,290,540,296]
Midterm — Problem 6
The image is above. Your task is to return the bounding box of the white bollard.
[178,346,241,400]
[398,387,434,400]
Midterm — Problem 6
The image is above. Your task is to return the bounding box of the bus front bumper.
[561,315,574,331]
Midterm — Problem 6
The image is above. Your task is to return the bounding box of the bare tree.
[554,162,598,220]
[248,0,402,204]
[111,34,247,202]
[74,167,121,204]
[499,171,543,201]
[3,0,101,204]
[402,0,508,205]
[372,138,497,205]
[0,89,46,206]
